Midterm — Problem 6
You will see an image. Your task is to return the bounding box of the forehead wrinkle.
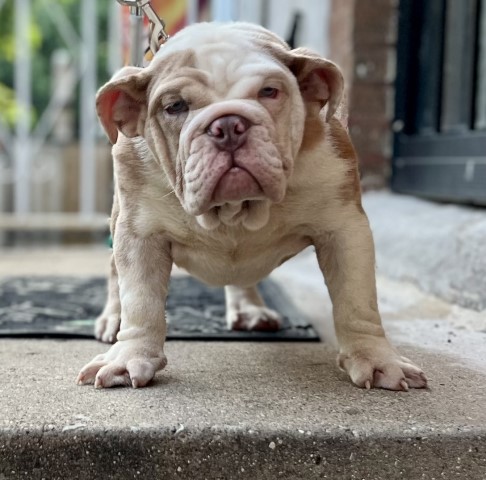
[151,78,206,99]
[232,64,287,81]
[226,77,261,99]
[156,67,210,87]
[194,43,249,78]
[196,39,254,57]
[226,64,289,99]
[200,50,287,97]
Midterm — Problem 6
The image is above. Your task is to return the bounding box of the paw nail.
[365,380,371,390]
[400,380,409,391]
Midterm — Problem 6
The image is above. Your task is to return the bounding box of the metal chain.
[116,0,169,61]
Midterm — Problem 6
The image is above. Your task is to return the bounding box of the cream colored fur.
[77,22,427,391]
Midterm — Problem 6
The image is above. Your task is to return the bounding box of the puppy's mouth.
[183,137,285,216]
[212,165,264,204]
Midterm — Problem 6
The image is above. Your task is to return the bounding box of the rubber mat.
[0,276,319,341]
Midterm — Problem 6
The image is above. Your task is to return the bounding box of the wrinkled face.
[97,23,343,230]
[149,40,305,230]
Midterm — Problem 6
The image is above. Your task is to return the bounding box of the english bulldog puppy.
[77,22,427,391]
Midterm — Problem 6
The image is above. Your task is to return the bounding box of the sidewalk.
[1,191,485,479]
[364,191,486,314]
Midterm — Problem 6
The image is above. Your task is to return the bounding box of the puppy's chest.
[170,230,310,286]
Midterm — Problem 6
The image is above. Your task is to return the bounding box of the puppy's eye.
[258,87,279,99]
[165,100,189,115]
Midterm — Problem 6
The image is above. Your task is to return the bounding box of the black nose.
[206,115,251,152]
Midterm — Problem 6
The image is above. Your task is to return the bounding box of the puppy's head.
[97,22,343,230]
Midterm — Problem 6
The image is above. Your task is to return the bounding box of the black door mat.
[0,276,319,341]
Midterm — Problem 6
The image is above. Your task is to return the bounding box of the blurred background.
[0,0,485,247]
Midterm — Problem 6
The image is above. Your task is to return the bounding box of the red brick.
[353,46,396,84]
[329,0,356,84]
[328,0,399,184]
[350,84,395,119]
[353,0,398,46]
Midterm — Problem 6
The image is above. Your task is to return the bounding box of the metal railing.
[0,0,128,241]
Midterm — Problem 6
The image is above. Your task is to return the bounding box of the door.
[393,0,486,205]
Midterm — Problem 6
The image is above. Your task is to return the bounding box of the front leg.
[77,227,171,388]
[315,213,427,391]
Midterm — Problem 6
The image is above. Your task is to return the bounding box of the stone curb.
[1,428,485,479]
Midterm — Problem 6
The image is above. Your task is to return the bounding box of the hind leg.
[225,285,282,331]
[95,253,121,343]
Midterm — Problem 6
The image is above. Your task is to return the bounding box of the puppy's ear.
[288,48,344,121]
[96,66,150,144]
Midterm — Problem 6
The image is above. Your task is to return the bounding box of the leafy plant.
[0,0,111,135]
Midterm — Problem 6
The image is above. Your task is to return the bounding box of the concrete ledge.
[3,429,485,479]
[1,340,486,479]
[364,191,486,311]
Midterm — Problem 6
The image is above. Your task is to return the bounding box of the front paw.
[76,340,167,389]
[338,341,427,391]
[227,305,282,331]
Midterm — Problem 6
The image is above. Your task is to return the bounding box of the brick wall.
[329,0,355,89]
[330,0,399,188]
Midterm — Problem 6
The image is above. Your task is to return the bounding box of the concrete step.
[1,340,485,480]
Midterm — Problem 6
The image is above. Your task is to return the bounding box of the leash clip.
[116,0,169,61]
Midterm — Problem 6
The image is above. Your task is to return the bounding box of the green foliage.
[0,84,19,127]
[0,3,42,62]
[0,0,111,134]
